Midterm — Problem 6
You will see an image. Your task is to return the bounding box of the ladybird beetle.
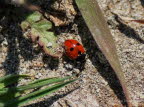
[64,39,86,61]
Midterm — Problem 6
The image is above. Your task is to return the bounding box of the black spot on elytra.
[70,47,74,51]
[76,43,80,46]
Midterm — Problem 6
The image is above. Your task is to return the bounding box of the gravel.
[0,0,143,107]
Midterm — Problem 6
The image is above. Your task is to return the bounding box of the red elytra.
[64,39,85,60]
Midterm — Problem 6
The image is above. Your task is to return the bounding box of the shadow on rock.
[0,3,37,73]
[42,55,59,70]
[115,14,144,44]
[0,2,40,107]
[140,0,144,8]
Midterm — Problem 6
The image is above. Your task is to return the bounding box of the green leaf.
[26,11,41,23]
[5,79,77,107]
[21,11,62,57]
[32,20,52,30]
[75,0,131,106]
[0,74,30,89]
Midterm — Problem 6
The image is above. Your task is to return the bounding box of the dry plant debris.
[0,0,143,107]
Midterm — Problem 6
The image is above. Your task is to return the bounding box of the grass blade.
[0,76,71,98]
[0,77,71,96]
[75,0,131,106]
[28,78,57,85]
[6,79,77,106]
[0,74,30,89]
[17,76,71,91]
